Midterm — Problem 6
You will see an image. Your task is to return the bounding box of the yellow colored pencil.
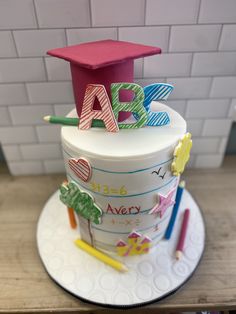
[74,238,128,273]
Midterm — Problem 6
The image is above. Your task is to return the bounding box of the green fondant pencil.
[43,115,105,128]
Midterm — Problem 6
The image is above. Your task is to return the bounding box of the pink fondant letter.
[79,84,119,132]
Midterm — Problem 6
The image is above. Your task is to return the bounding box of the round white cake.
[61,102,186,253]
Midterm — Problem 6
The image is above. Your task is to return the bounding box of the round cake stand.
[37,189,205,309]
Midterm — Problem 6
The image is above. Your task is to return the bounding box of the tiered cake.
[47,40,192,257]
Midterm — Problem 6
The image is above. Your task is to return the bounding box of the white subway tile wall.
[228,99,236,118]
[134,59,143,79]
[26,82,74,104]
[67,28,117,45]
[9,105,53,125]
[191,52,236,76]
[2,145,22,162]
[166,100,187,117]
[35,0,90,28]
[0,32,17,57]
[91,0,145,27]
[169,25,221,52]
[0,84,28,105]
[198,0,236,24]
[0,0,235,175]
[202,119,232,137]
[119,26,169,52]
[0,107,11,126]
[146,0,200,25]
[195,154,225,168]
[167,77,212,99]
[13,29,67,57]
[186,99,230,118]
[0,126,37,144]
[43,159,65,173]
[191,138,220,154]
[185,119,204,137]
[45,58,71,81]
[0,58,46,83]
[219,25,236,51]
[144,53,192,77]
[54,104,75,116]
[0,0,37,30]
[210,77,236,98]
[20,143,62,160]
[36,125,61,143]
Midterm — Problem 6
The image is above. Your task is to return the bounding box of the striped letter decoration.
[79,84,119,132]
[140,83,173,126]
[111,83,148,129]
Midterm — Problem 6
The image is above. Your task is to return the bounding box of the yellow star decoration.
[171,133,192,176]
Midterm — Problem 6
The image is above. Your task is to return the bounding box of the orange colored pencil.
[67,207,77,229]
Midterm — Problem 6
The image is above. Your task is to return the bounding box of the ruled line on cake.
[91,214,170,234]
[67,174,177,198]
[63,149,173,174]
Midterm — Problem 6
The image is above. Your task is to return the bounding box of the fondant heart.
[68,157,92,182]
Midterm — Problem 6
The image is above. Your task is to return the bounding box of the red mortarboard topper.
[47,40,161,122]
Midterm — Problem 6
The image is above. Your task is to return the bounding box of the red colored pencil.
[175,208,190,260]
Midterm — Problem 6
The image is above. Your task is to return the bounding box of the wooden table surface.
[0,156,236,313]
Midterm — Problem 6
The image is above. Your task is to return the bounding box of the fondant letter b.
[79,84,119,132]
[111,83,148,129]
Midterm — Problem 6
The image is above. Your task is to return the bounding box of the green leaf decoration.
[59,181,102,224]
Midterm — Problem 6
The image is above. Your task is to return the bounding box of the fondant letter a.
[79,84,119,132]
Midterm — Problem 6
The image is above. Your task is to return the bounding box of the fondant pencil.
[74,238,128,272]
[67,207,77,229]
[43,115,104,127]
[176,208,190,260]
[165,180,185,240]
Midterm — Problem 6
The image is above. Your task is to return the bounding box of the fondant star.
[149,189,175,217]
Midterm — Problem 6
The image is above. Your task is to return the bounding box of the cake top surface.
[47,40,161,69]
[61,102,186,160]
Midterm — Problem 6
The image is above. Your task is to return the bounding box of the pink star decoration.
[149,188,176,217]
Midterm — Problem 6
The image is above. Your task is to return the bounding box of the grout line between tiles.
[88,0,93,27]
[216,24,224,50]
[196,0,202,24]
[32,0,40,29]
[10,30,19,58]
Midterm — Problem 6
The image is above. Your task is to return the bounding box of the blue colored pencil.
[165,180,185,240]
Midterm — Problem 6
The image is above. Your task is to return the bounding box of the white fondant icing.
[61,102,186,252]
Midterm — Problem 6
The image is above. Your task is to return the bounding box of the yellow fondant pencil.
[74,238,128,272]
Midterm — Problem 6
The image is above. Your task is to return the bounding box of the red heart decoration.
[68,157,92,182]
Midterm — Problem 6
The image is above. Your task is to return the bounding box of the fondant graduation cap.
[47,40,161,121]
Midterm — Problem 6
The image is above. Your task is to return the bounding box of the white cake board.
[37,189,205,309]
